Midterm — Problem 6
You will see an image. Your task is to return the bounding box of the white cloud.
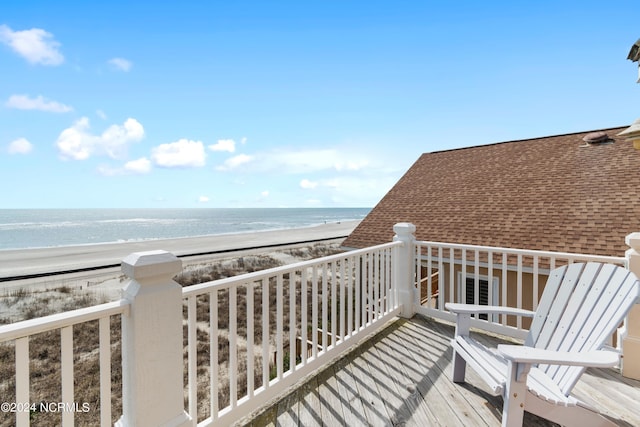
[108,57,132,72]
[96,110,107,120]
[199,196,210,203]
[56,117,145,160]
[0,25,63,65]
[261,190,269,197]
[97,157,151,176]
[300,179,318,189]
[56,118,95,160]
[216,154,253,171]
[209,139,236,153]
[220,148,370,174]
[6,94,72,113]
[8,137,33,154]
[151,139,206,168]
[101,119,144,158]
[124,157,151,174]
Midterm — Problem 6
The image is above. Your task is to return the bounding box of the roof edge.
[427,125,629,155]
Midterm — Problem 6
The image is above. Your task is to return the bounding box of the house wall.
[423,262,548,330]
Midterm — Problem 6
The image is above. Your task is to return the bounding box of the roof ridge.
[427,125,629,155]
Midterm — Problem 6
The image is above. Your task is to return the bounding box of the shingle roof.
[343,126,640,257]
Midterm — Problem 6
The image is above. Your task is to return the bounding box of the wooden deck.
[240,316,640,427]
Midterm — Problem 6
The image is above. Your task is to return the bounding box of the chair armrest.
[446,303,535,318]
[498,344,620,368]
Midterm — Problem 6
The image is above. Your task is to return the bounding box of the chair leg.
[452,313,471,383]
[502,361,527,427]
[452,349,467,383]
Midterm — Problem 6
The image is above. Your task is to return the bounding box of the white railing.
[0,238,404,427]
[414,240,626,339]
[0,300,129,426]
[1,223,637,426]
[182,240,402,426]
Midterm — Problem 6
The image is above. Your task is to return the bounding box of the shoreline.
[0,220,355,252]
[0,220,361,280]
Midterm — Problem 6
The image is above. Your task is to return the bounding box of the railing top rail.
[0,299,130,343]
[183,240,402,297]
[415,240,626,264]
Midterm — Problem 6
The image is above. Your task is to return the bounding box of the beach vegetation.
[0,241,345,425]
[280,242,345,260]
[174,255,283,287]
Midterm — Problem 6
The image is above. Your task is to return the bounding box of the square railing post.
[393,223,417,318]
[623,233,640,380]
[116,250,192,427]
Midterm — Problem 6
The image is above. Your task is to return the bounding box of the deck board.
[367,334,434,426]
[375,329,441,426]
[275,381,300,426]
[241,316,640,427]
[297,375,322,427]
[316,361,347,425]
[332,356,370,426]
[400,318,491,427]
[345,344,393,426]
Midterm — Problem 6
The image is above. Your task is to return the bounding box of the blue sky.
[1,1,639,208]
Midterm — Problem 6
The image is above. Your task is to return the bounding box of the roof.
[343,126,640,257]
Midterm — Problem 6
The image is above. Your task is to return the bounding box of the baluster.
[210,290,219,419]
[247,281,254,397]
[187,295,197,415]
[99,317,111,426]
[276,275,284,379]
[517,254,523,330]
[311,266,318,359]
[301,269,308,365]
[230,285,238,407]
[61,325,74,426]
[15,337,29,426]
[262,278,270,388]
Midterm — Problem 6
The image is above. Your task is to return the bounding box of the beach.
[0,220,361,324]
[0,220,361,281]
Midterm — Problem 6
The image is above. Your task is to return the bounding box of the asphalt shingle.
[343,126,640,257]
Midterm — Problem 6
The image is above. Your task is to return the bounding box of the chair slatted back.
[525,262,639,395]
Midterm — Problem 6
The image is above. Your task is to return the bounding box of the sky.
[1,1,639,209]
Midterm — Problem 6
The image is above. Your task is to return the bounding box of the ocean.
[0,208,370,251]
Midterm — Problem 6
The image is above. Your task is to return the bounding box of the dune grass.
[0,242,345,426]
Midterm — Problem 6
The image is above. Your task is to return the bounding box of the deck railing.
[414,240,626,339]
[0,300,129,426]
[0,222,638,426]
[0,237,405,426]
[183,240,402,426]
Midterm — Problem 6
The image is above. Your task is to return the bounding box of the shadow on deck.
[239,316,640,427]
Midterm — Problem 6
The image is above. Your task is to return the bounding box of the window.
[456,273,499,321]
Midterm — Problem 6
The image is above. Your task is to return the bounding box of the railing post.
[116,250,192,427]
[623,234,640,380]
[393,222,417,318]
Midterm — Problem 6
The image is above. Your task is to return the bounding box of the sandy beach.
[0,220,360,280]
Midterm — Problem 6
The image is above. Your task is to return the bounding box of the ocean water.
[0,208,370,251]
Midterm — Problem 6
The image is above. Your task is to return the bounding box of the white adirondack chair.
[446,262,640,427]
